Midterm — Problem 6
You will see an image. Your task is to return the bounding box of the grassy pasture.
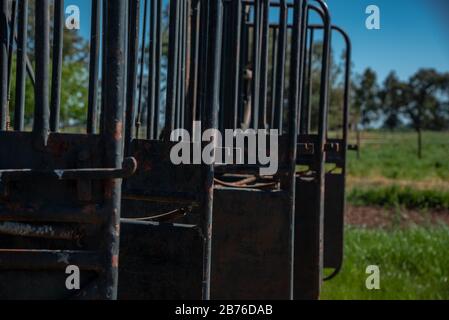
[322,131,449,300]
[321,225,449,300]
[347,131,449,183]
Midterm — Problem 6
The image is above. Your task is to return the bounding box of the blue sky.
[70,0,449,82]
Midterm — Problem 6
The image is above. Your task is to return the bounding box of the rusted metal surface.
[118,219,203,300]
[293,0,332,300]
[211,188,292,300]
[0,0,129,300]
[0,0,352,301]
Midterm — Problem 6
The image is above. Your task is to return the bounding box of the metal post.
[258,0,269,129]
[269,28,278,129]
[87,0,101,134]
[7,0,17,116]
[102,0,127,300]
[287,0,305,299]
[34,0,50,147]
[153,0,162,139]
[147,0,157,139]
[14,0,27,131]
[199,0,222,300]
[0,0,8,131]
[50,0,64,132]
[222,0,242,130]
[251,0,262,129]
[136,0,148,138]
[125,0,140,155]
[273,0,287,132]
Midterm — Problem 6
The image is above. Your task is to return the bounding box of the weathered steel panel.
[294,177,322,300]
[323,173,345,269]
[118,219,203,300]
[211,188,291,300]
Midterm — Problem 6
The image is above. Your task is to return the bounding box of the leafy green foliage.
[348,186,449,210]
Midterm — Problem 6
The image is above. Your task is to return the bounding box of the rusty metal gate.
[118,0,222,300]
[0,0,352,301]
[0,0,135,299]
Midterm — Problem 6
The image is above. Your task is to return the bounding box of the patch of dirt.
[346,205,449,229]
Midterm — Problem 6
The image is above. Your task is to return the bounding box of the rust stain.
[112,255,119,268]
[114,121,123,141]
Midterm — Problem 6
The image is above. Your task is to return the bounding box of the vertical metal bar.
[302,27,314,134]
[174,1,181,130]
[335,26,351,175]
[153,0,162,139]
[269,27,278,129]
[314,2,331,297]
[124,0,140,155]
[287,0,305,299]
[87,0,101,134]
[196,0,207,125]
[7,0,17,114]
[186,0,200,134]
[297,3,309,134]
[174,0,181,129]
[252,1,263,129]
[50,0,64,132]
[14,0,27,131]
[238,5,250,127]
[164,0,180,137]
[100,0,108,134]
[294,1,331,300]
[218,0,227,132]
[102,0,127,300]
[230,0,242,130]
[251,1,262,129]
[147,0,157,139]
[258,0,269,129]
[221,0,242,130]
[184,0,191,132]
[136,0,148,138]
[0,0,8,131]
[181,0,187,129]
[274,0,287,131]
[199,0,222,300]
[34,0,50,147]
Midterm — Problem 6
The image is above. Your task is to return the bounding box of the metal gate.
[0,0,134,299]
[118,0,222,300]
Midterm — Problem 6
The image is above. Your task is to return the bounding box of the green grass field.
[347,131,449,182]
[323,131,449,300]
[321,225,449,300]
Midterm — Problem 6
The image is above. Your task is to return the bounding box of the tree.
[401,69,449,158]
[379,71,406,130]
[353,68,380,129]
[352,68,381,158]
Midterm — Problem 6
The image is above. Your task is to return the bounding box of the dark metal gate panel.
[123,140,203,207]
[211,188,291,300]
[294,177,323,300]
[0,0,130,300]
[118,219,203,300]
[323,173,345,270]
